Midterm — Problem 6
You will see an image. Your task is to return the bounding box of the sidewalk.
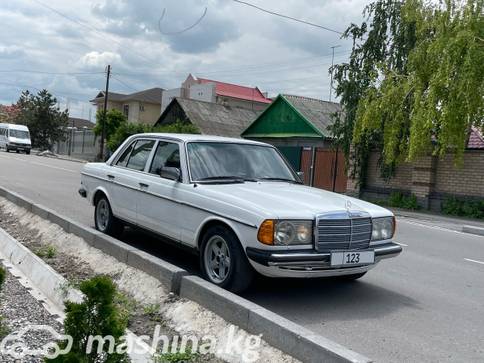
[392,207,484,234]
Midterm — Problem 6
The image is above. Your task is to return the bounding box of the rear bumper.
[246,242,402,278]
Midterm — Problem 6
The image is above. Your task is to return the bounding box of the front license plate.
[331,251,375,266]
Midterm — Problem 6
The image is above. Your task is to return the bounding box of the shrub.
[107,120,200,152]
[387,192,420,210]
[46,275,129,362]
[442,197,484,219]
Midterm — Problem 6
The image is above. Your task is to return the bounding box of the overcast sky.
[0,0,369,120]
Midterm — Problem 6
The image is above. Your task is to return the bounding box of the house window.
[139,104,145,112]
[123,104,129,118]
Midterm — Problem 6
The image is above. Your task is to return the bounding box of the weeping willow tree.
[331,0,484,182]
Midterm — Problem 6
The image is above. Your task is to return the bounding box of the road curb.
[462,225,484,236]
[0,185,373,363]
[180,276,372,363]
[0,226,154,362]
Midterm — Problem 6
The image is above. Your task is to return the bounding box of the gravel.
[0,266,63,363]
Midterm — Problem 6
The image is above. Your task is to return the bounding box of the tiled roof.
[157,97,261,138]
[91,88,163,104]
[197,78,272,104]
[468,127,484,149]
[282,94,342,137]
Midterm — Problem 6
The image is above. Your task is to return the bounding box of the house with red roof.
[161,74,272,113]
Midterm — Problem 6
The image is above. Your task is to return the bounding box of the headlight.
[371,217,395,241]
[257,220,312,246]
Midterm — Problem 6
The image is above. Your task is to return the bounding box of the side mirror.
[160,167,181,182]
[297,171,304,180]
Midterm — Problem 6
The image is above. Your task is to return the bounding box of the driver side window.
[149,141,180,176]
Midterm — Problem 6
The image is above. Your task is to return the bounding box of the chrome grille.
[316,213,372,252]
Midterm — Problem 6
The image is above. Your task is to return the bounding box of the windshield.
[187,142,297,182]
[9,129,30,139]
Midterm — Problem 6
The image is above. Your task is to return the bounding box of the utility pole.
[329,45,341,102]
[99,64,111,161]
[329,45,340,191]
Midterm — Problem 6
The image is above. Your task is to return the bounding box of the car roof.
[0,123,29,130]
[138,133,270,146]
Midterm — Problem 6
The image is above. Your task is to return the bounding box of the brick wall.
[365,152,413,191]
[350,150,484,210]
[434,150,484,197]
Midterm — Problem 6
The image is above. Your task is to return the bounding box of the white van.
[0,123,32,154]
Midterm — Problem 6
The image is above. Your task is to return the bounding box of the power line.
[110,74,163,105]
[0,69,104,76]
[231,0,343,34]
[31,0,158,66]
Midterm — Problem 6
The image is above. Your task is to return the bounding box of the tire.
[339,272,367,281]
[200,225,254,293]
[26,150,30,155]
[94,195,124,237]
[16,150,19,153]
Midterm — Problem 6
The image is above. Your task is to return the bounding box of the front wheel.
[200,225,254,293]
[26,150,30,155]
[94,196,123,237]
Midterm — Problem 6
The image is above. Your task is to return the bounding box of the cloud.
[78,51,122,69]
[92,0,239,54]
[0,0,370,118]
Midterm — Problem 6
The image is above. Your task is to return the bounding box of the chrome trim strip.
[81,172,257,228]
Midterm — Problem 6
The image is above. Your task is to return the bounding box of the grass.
[154,350,199,363]
[143,303,161,317]
[35,244,57,259]
[0,266,8,339]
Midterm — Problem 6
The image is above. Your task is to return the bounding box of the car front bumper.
[246,242,402,278]
[7,143,31,151]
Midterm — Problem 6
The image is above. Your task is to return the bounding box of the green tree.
[331,0,483,182]
[47,275,129,363]
[94,109,127,148]
[15,90,69,150]
[107,120,199,152]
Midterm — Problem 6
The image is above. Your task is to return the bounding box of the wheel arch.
[91,186,111,207]
[195,217,243,252]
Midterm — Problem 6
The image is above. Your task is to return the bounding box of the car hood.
[198,182,392,219]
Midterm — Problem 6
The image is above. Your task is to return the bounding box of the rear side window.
[116,142,135,167]
[149,142,180,175]
[125,140,155,171]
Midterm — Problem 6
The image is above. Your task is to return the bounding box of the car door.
[136,139,183,241]
[108,138,156,223]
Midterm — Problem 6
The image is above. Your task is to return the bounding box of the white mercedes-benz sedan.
[79,133,402,292]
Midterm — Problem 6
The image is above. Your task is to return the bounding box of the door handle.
[139,182,149,188]
[107,174,115,180]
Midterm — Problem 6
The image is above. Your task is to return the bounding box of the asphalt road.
[1,151,483,362]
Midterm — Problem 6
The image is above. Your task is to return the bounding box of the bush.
[387,192,420,210]
[46,275,129,363]
[107,120,200,152]
[442,197,484,219]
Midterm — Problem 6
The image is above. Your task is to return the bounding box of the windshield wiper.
[257,177,302,184]
[197,176,258,183]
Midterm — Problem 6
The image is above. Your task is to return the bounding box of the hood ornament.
[345,200,352,212]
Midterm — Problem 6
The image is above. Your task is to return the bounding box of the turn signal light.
[258,219,274,245]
